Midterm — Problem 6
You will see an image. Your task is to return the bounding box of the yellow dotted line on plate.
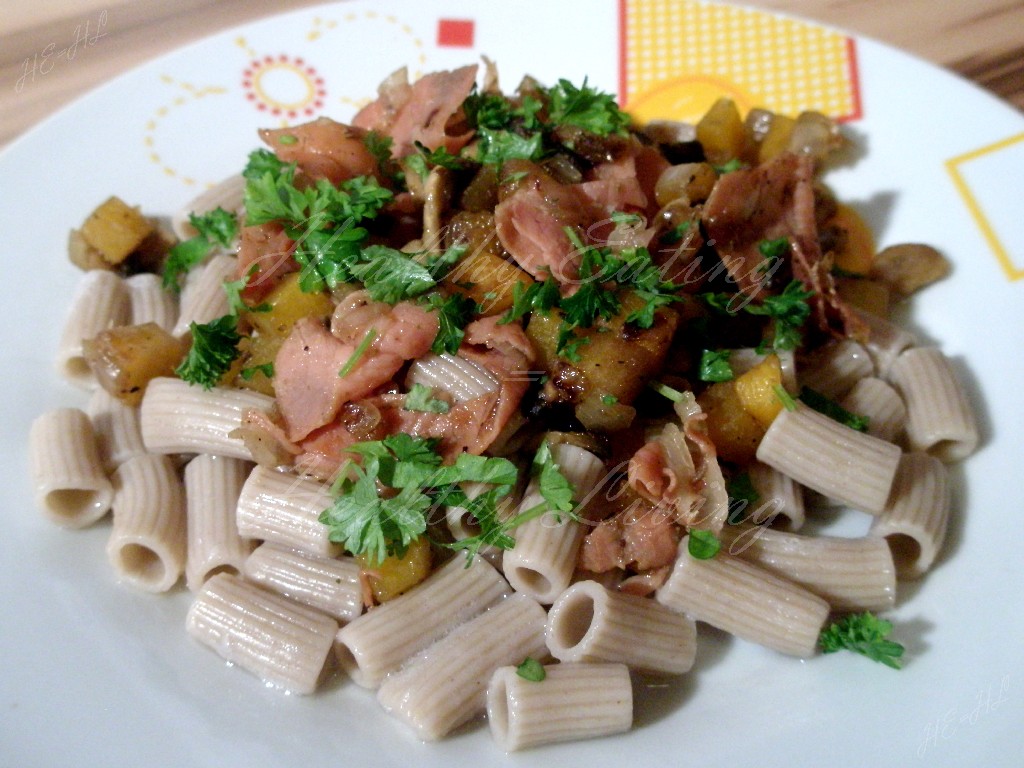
[145,77,228,186]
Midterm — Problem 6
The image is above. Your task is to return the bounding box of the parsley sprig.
[162,207,238,293]
[444,441,578,564]
[702,280,814,352]
[819,612,905,669]
[318,434,519,565]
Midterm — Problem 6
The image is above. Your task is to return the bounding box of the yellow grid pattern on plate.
[623,0,857,124]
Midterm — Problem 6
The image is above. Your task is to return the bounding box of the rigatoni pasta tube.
[503,442,606,604]
[546,580,697,674]
[186,572,337,694]
[235,465,339,557]
[335,555,510,688]
[56,269,130,388]
[745,461,805,530]
[656,537,830,657]
[755,404,901,514]
[487,663,632,752]
[718,524,896,612]
[172,253,236,337]
[840,376,907,444]
[243,542,362,623]
[887,347,979,462]
[87,387,147,472]
[798,339,875,399]
[870,452,950,579]
[126,272,177,332]
[140,377,273,460]
[376,593,548,741]
[29,408,113,528]
[183,454,254,591]
[107,454,187,592]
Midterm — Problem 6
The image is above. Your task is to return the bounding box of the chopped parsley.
[819,612,905,669]
[338,328,378,378]
[726,472,760,525]
[702,280,814,353]
[773,384,798,411]
[515,657,546,682]
[423,292,477,356]
[649,381,685,403]
[799,387,870,432]
[240,362,274,381]
[404,383,450,414]
[175,314,242,390]
[699,349,734,383]
[687,529,721,560]
[162,207,238,293]
[318,435,518,564]
[545,77,630,136]
[445,441,577,564]
[600,394,618,405]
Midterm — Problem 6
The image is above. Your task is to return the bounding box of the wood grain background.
[1,0,1021,149]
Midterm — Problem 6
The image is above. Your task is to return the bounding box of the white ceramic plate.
[2,2,1022,766]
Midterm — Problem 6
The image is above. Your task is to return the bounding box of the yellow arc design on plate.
[623,0,858,123]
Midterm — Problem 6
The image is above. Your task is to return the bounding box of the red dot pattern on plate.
[242,54,327,119]
[437,18,475,48]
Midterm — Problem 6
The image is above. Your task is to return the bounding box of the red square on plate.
[437,18,474,48]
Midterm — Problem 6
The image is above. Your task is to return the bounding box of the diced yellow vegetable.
[444,248,534,315]
[80,197,154,266]
[67,229,108,271]
[246,272,334,339]
[733,354,783,428]
[697,380,763,465]
[830,203,876,276]
[527,291,679,431]
[757,113,796,164]
[696,98,746,166]
[82,322,186,406]
[358,536,432,603]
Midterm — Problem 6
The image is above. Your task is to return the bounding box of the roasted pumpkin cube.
[829,203,876,276]
[82,322,186,406]
[696,98,746,166]
[245,272,335,340]
[444,248,534,315]
[733,354,784,428]
[358,535,432,603]
[80,197,154,266]
[697,380,763,465]
[757,113,796,164]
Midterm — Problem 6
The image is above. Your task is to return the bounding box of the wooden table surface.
[2,0,1022,149]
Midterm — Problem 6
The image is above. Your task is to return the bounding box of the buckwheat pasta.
[335,555,511,688]
[140,377,274,459]
[546,580,697,674]
[57,269,129,387]
[126,272,178,332]
[657,536,831,657]
[376,593,548,741]
[186,572,337,694]
[856,308,918,377]
[887,347,979,462]
[839,376,907,443]
[755,404,901,514]
[243,542,363,623]
[798,339,875,399]
[107,454,187,592]
[405,353,500,401]
[503,442,606,604]
[746,461,805,530]
[235,465,340,557]
[718,524,896,612]
[869,452,950,579]
[87,387,147,472]
[30,407,113,528]
[172,253,236,337]
[487,662,632,751]
[183,453,254,591]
